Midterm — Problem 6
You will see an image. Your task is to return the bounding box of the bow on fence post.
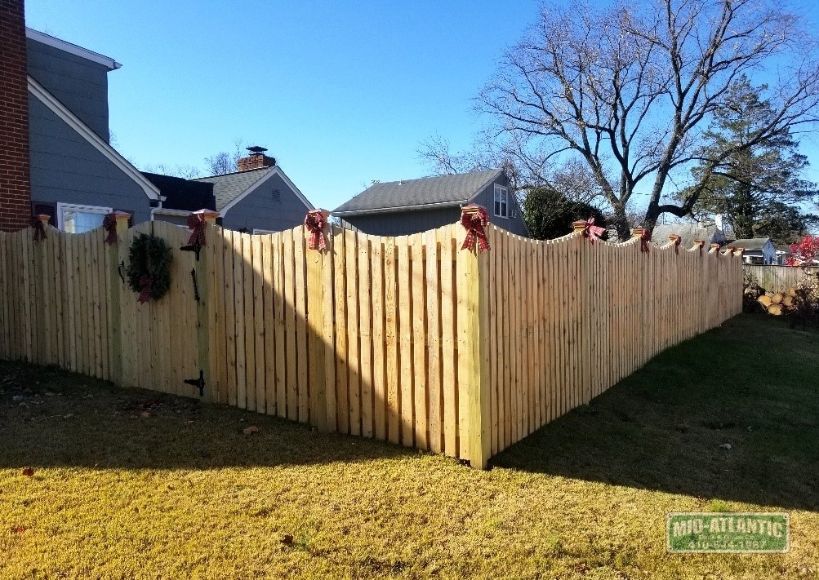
[460,204,490,252]
[32,214,49,242]
[573,217,606,243]
[694,240,705,256]
[305,209,330,251]
[103,211,130,245]
[182,209,218,260]
[668,234,682,255]
[632,227,650,253]
[709,243,721,255]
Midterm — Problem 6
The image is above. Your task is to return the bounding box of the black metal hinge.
[184,370,205,397]
[190,268,200,302]
[180,244,202,261]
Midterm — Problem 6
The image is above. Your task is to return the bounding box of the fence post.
[107,212,130,386]
[305,209,331,432]
[457,205,491,469]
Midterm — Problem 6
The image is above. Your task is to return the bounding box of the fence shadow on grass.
[0,361,415,471]
[490,315,819,512]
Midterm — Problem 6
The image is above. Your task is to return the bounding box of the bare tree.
[480,0,819,239]
[142,162,201,179]
[204,139,246,176]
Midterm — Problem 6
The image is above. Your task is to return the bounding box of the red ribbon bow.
[304,210,328,251]
[32,218,47,242]
[672,236,681,255]
[187,213,207,249]
[640,229,651,253]
[103,213,118,245]
[582,217,606,243]
[137,275,153,304]
[461,206,491,252]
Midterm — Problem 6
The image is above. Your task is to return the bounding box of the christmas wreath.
[126,233,173,303]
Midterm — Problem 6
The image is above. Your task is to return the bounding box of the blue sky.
[25,0,819,216]
[25,0,543,210]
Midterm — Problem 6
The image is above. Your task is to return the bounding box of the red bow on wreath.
[103,213,118,245]
[304,210,328,251]
[581,217,606,243]
[137,275,153,304]
[640,229,651,253]
[187,213,207,249]
[461,206,490,252]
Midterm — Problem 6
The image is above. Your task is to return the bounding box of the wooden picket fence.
[0,214,743,467]
[744,264,818,293]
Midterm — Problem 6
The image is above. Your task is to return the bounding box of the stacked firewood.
[757,288,798,316]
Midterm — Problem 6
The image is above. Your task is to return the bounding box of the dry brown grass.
[1,314,817,578]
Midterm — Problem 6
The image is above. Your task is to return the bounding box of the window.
[57,203,112,234]
[494,184,508,218]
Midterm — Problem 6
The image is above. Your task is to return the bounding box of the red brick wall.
[237,153,275,172]
[0,0,32,231]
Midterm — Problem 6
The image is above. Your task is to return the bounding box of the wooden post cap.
[668,234,681,243]
[709,243,720,253]
[35,214,50,224]
[308,208,330,220]
[631,227,647,238]
[572,220,588,232]
[693,239,705,247]
[113,211,131,222]
[192,209,220,222]
[732,248,744,256]
[461,203,485,217]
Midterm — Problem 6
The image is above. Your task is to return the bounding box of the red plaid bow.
[461,206,490,252]
[32,218,47,242]
[304,210,328,251]
[187,213,207,249]
[582,217,606,243]
[640,229,651,253]
[103,213,118,245]
[137,275,153,304]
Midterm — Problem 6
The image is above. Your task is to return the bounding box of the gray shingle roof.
[195,167,274,211]
[725,237,771,251]
[651,224,724,248]
[333,169,503,215]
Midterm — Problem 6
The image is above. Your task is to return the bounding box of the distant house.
[24,28,162,231]
[725,238,777,265]
[142,173,217,226]
[651,223,727,249]
[193,147,313,233]
[333,169,528,236]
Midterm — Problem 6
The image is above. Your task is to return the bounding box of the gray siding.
[342,207,460,236]
[470,172,529,236]
[26,38,110,141]
[28,95,151,222]
[221,172,312,232]
[342,173,530,237]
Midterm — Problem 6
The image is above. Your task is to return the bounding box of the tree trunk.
[611,202,631,241]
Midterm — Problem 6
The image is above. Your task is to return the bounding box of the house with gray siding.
[190,147,314,233]
[333,169,528,236]
[25,28,161,231]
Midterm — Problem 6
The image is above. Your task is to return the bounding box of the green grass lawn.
[1,314,817,578]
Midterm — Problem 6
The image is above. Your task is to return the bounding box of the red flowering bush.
[785,235,819,266]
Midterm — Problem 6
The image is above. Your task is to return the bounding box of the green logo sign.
[667,513,789,553]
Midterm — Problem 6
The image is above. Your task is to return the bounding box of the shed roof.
[651,223,721,248]
[333,169,503,215]
[725,237,772,251]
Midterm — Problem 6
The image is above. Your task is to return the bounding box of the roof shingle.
[333,169,502,215]
[195,167,275,211]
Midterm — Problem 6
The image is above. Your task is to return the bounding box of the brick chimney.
[0,0,32,231]
[237,145,276,172]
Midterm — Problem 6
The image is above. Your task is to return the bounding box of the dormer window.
[494,184,508,218]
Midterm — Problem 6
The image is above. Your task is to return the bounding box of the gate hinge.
[184,370,205,397]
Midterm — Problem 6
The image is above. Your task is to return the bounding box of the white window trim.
[494,184,509,218]
[57,202,112,233]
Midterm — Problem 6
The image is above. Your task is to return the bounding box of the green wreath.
[126,233,173,303]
